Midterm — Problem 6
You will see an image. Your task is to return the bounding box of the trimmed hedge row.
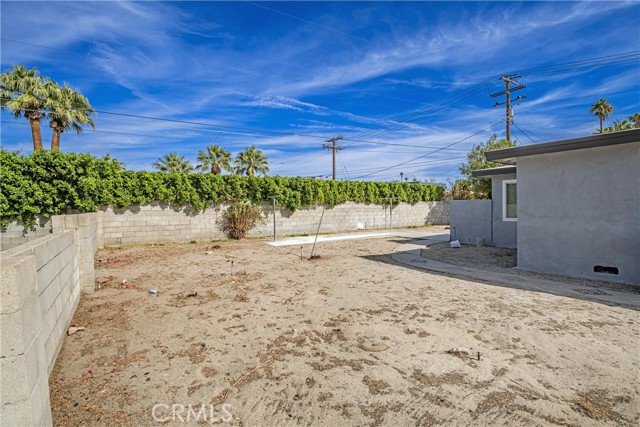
[0,150,444,228]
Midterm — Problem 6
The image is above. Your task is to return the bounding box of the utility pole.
[490,75,526,142]
[323,136,344,180]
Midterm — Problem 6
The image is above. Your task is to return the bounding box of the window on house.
[503,179,517,221]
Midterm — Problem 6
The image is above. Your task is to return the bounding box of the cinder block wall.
[0,218,53,251]
[0,213,99,426]
[99,201,449,246]
[0,231,79,426]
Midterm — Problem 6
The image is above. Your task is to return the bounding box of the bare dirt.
[49,232,640,426]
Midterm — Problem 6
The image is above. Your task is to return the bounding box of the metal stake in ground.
[310,207,325,259]
[384,196,395,232]
[268,195,278,242]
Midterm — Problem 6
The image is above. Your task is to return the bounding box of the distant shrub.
[220,199,265,239]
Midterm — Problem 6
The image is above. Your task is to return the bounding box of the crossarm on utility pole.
[323,136,344,180]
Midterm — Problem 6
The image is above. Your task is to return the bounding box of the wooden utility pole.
[490,75,526,142]
[323,136,344,180]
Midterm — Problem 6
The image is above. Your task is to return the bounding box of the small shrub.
[221,199,265,239]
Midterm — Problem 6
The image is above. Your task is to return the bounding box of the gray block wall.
[0,218,53,251]
[52,214,99,292]
[98,201,449,246]
[517,143,640,285]
[0,230,80,426]
[0,213,99,425]
[449,200,492,245]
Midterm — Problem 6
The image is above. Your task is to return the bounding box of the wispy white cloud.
[1,0,638,180]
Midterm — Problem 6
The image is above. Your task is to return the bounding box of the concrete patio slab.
[391,237,640,310]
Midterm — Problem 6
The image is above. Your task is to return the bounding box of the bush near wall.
[0,150,444,229]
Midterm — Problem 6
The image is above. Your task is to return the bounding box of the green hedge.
[0,150,444,228]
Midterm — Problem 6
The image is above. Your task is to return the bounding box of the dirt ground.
[50,231,640,426]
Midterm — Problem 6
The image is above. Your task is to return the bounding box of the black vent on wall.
[594,265,619,275]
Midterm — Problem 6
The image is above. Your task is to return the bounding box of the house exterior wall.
[491,173,517,249]
[449,200,492,245]
[517,143,640,285]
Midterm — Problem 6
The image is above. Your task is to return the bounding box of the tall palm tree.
[612,119,631,132]
[153,152,194,173]
[47,82,95,151]
[0,65,56,151]
[590,98,613,133]
[234,146,269,176]
[196,144,232,174]
[628,113,640,129]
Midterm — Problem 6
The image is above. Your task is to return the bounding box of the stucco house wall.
[516,142,640,285]
[491,173,517,249]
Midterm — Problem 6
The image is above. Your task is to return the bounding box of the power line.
[372,158,467,181]
[2,104,477,153]
[345,157,467,174]
[243,1,372,44]
[336,150,350,180]
[511,120,536,144]
[508,50,639,76]
[352,121,502,179]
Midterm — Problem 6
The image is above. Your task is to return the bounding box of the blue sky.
[1,1,639,182]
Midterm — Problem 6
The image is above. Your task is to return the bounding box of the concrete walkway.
[391,236,640,310]
[265,229,446,247]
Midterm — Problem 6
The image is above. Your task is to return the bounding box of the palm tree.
[102,153,125,170]
[196,144,232,174]
[628,113,640,129]
[47,83,95,151]
[590,98,613,133]
[153,152,194,173]
[0,65,56,151]
[612,119,631,132]
[234,146,269,176]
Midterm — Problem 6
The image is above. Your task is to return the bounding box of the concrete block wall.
[52,213,99,292]
[99,201,449,246]
[0,230,81,426]
[0,218,53,251]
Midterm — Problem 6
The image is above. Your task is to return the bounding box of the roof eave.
[486,129,640,163]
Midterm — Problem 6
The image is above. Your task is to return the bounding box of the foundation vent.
[593,265,619,275]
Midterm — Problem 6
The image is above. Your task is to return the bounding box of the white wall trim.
[502,179,517,222]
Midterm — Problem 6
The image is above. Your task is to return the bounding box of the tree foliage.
[590,98,614,133]
[457,134,516,199]
[47,82,95,151]
[1,65,95,151]
[196,144,232,174]
[234,145,269,176]
[0,150,444,230]
[0,65,56,151]
[154,152,194,173]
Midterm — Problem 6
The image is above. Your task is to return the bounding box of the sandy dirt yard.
[50,231,640,426]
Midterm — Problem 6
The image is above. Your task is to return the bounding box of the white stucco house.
[450,129,640,285]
